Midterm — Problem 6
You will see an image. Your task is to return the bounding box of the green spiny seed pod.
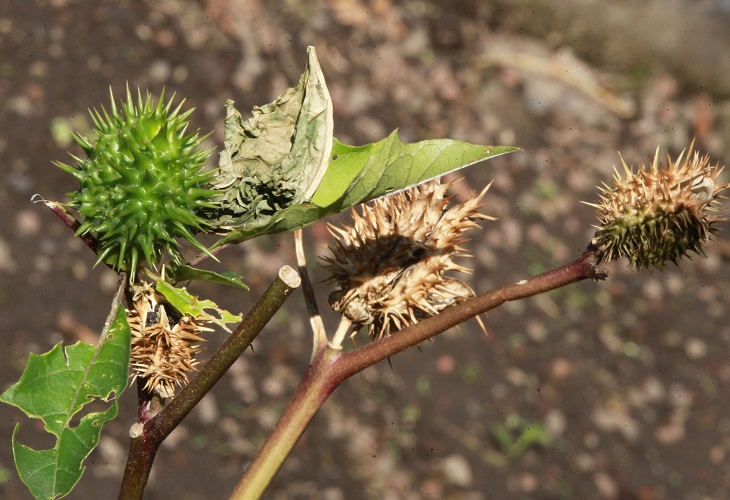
[589,143,728,270]
[55,87,216,276]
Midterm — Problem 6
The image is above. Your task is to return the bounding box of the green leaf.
[508,424,552,459]
[155,280,242,332]
[213,131,518,246]
[0,306,130,500]
[313,131,517,207]
[169,264,249,289]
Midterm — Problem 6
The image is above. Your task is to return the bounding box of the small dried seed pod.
[127,282,213,398]
[588,143,727,270]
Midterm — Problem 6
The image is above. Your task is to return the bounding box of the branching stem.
[118,266,300,500]
[230,244,606,499]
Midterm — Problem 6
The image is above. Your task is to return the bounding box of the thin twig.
[33,196,101,257]
[103,270,127,339]
[231,244,606,499]
[330,316,352,349]
[333,244,606,378]
[294,229,328,356]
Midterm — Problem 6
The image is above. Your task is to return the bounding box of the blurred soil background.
[2,0,730,498]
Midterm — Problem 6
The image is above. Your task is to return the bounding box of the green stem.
[230,245,606,498]
[118,266,300,499]
[230,346,341,499]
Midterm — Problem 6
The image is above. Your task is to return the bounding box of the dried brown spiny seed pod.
[321,178,492,341]
[588,142,728,270]
[127,282,213,398]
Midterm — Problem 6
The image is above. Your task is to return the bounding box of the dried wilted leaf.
[207,46,332,230]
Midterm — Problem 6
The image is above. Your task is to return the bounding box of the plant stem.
[41,199,103,260]
[335,243,606,376]
[158,266,300,434]
[230,245,605,498]
[118,266,300,500]
[230,346,341,499]
[294,229,328,354]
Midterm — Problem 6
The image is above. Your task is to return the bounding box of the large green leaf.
[212,131,518,246]
[0,306,130,500]
[312,131,516,207]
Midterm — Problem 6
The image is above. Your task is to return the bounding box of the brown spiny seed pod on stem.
[127,282,213,398]
[321,178,492,343]
[588,143,728,270]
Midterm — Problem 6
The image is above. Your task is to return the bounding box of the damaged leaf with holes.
[0,307,130,500]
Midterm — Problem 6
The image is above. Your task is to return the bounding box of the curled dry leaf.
[207,46,333,231]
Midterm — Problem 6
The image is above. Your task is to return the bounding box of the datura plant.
[2,44,727,500]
